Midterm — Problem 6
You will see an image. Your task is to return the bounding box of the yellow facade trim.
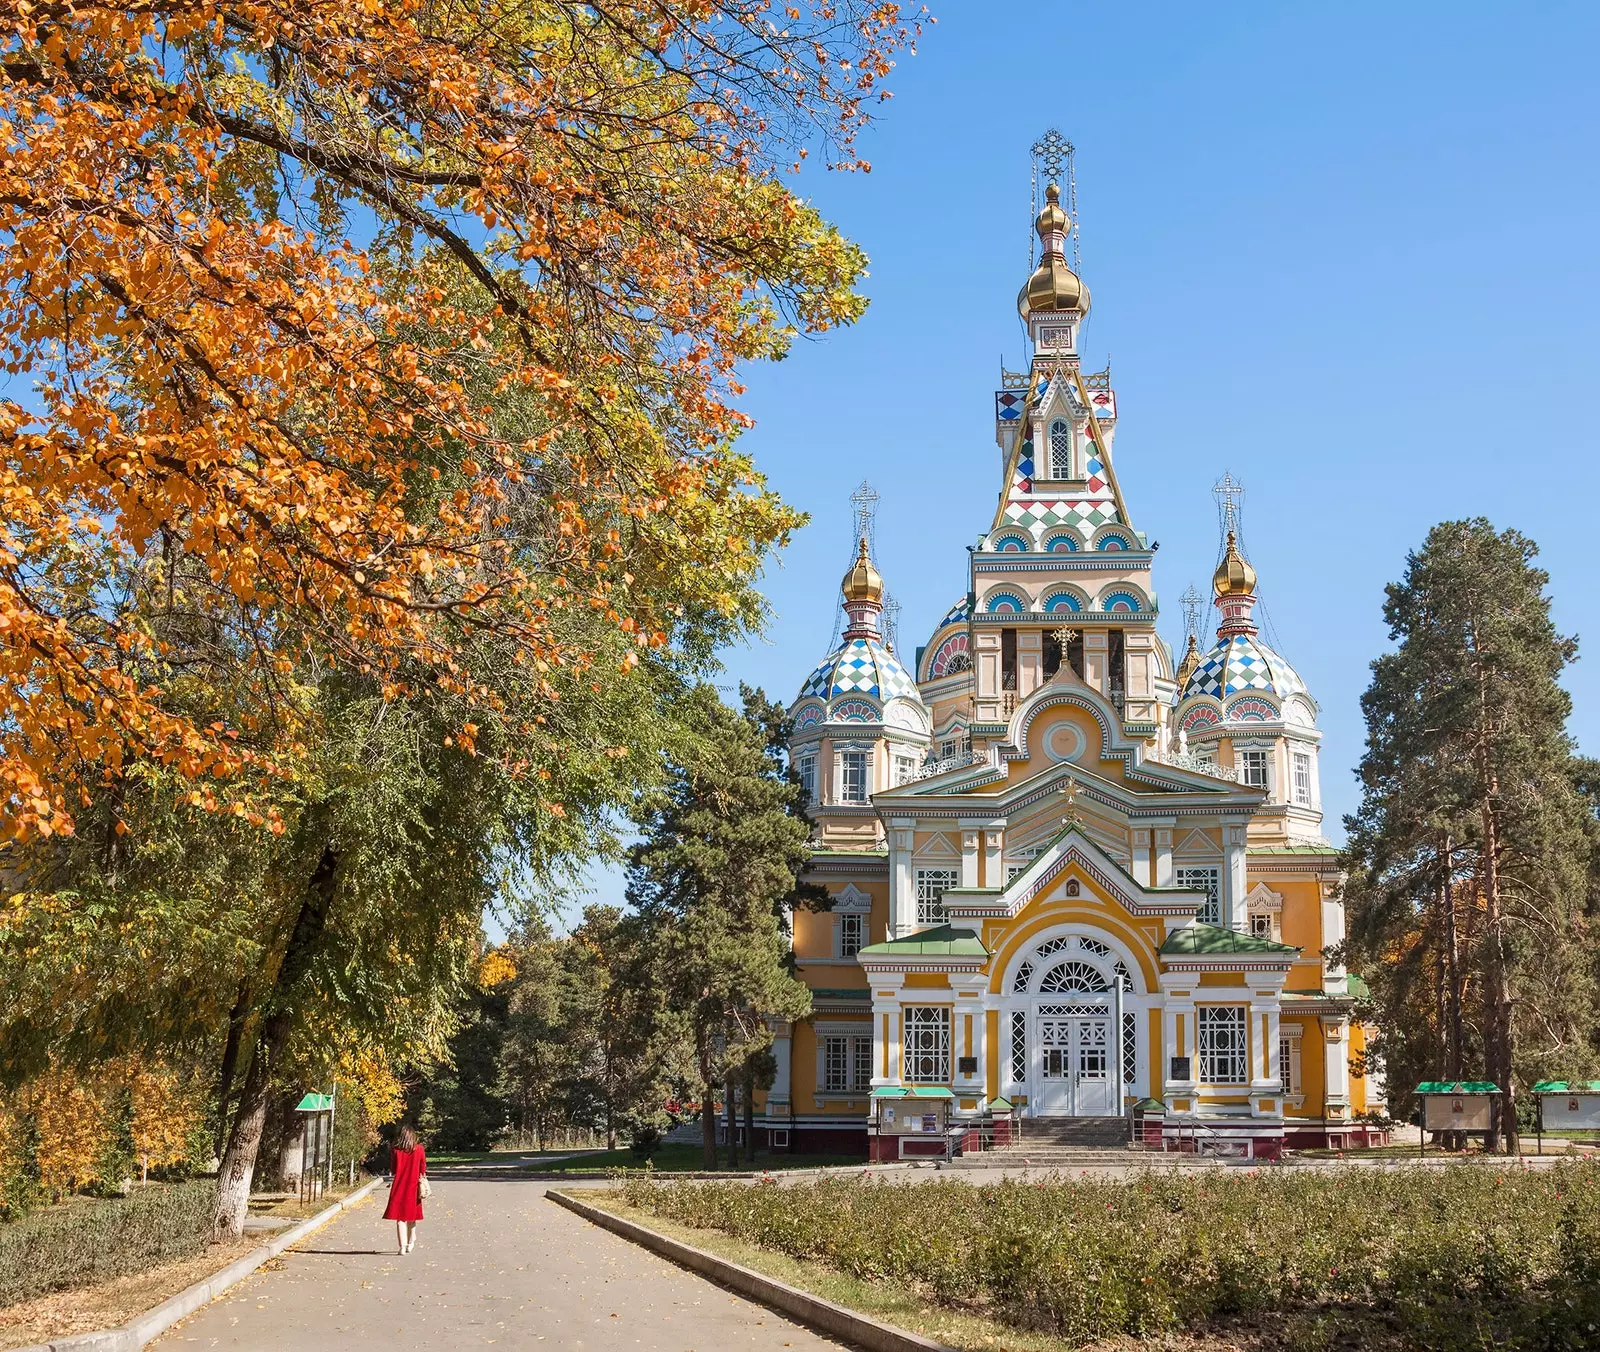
[983,896,1161,994]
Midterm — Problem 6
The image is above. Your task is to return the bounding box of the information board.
[1423,1094,1492,1132]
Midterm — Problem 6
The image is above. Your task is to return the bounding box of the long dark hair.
[397,1124,418,1152]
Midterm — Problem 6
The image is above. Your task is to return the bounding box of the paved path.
[155,1179,845,1351]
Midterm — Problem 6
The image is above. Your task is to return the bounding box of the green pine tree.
[1345,520,1596,1152]
[628,685,814,1169]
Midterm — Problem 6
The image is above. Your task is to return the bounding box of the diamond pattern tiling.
[1181,635,1308,702]
[798,637,920,704]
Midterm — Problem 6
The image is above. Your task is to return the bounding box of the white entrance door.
[1036,1014,1115,1116]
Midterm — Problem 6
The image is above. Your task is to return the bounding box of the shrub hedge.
[623,1163,1600,1350]
[0,1178,218,1307]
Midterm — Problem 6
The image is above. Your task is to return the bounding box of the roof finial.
[1059,776,1082,828]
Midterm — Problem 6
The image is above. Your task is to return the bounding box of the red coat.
[383,1145,427,1221]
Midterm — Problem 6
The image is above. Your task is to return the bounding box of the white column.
[1131,828,1151,887]
[1321,1014,1350,1119]
[951,974,987,1100]
[1246,972,1286,1117]
[1159,975,1196,1102]
[888,819,914,938]
[1223,824,1249,931]
[870,975,905,1086]
[959,824,981,889]
[1321,883,1348,993]
[983,826,1004,891]
[768,1021,793,1113]
[1152,821,1175,886]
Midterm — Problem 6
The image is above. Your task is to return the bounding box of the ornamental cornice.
[1161,957,1297,973]
[972,557,1153,572]
[857,958,988,975]
[972,611,1156,625]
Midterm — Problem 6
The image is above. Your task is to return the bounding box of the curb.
[545,1188,955,1352]
[19,1176,384,1352]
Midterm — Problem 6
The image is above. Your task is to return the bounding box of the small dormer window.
[1049,419,1072,478]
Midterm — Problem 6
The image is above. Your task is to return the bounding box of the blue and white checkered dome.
[1180,634,1308,703]
[798,636,923,706]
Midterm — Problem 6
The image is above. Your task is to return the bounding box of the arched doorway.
[1003,931,1145,1117]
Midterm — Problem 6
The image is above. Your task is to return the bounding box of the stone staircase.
[950,1115,1142,1169]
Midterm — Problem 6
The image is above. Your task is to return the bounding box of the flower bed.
[622,1164,1600,1349]
[0,1179,217,1308]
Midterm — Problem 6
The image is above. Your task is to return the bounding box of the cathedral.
[754,159,1383,1161]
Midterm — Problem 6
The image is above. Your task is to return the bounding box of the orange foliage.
[0,3,924,840]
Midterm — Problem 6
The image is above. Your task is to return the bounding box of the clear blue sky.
[575,2,1600,918]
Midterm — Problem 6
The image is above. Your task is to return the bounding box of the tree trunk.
[212,848,338,1239]
[1441,835,1467,1151]
[724,1076,738,1168]
[213,983,251,1160]
[700,1081,718,1170]
[742,1065,756,1164]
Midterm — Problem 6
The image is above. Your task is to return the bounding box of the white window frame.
[797,753,817,807]
[1292,750,1312,807]
[838,912,865,958]
[902,1007,950,1084]
[822,1033,873,1093]
[1048,418,1073,479]
[838,749,870,804]
[1278,1033,1301,1094]
[1197,1005,1249,1085]
[1239,747,1270,791]
[893,753,917,786]
[1176,866,1222,926]
[914,867,958,928]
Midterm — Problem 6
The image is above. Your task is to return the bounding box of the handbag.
[418,1173,432,1202]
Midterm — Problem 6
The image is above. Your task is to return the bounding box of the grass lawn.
[425,1148,587,1166]
[605,1161,1600,1351]
[526,1143,867,1175]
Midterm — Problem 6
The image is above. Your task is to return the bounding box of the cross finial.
[1050,623,1080,650]
[1031,128,1074,183]
[1060,777,1081,827]
[1212,471,1245,536]
[849,479,879,547]
[1179,584,1204,642]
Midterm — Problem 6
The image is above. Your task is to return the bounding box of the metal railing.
[913,750,987,781]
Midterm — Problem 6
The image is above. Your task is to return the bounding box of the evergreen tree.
[1345,520,1595,1152]
[628,686,814,1169]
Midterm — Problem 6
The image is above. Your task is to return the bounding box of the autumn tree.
[0,0,922,839]
[1344,520,1597,1152]
[1,0,923,1232]
[628,685,814,1169]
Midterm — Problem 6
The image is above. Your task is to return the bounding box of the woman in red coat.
[382,1124,427,1254]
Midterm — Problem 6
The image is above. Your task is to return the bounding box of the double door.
[1037,1013,1115,1116]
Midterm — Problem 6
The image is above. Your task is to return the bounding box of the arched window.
[1049,419,1072,478]
[1039,960,1110,994]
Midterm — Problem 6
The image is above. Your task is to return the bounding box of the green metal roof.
[1248,843,1339,855]
[1347,973,1372,1000]
[295,1093,334,1112]
[870,1086,955,1098]
[1532,1081,1600,1094]
[986,1097,1014,1112]
[1159,923,1300,957]
[1415,1081,1499,1095]
[810,987,870,1001]
[859,924,989,958]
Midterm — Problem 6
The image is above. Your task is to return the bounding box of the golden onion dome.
[840,536,884,605]
[1174,632,1202,688]
[1212,531,1258,599]
[1018,183,1090,318]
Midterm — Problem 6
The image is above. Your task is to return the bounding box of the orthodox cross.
[1212,470,1245,537]
[849,479,879,548]
[1031,128,1073,182]
[1050,623,1080,649]
[1179,585,1204,643]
